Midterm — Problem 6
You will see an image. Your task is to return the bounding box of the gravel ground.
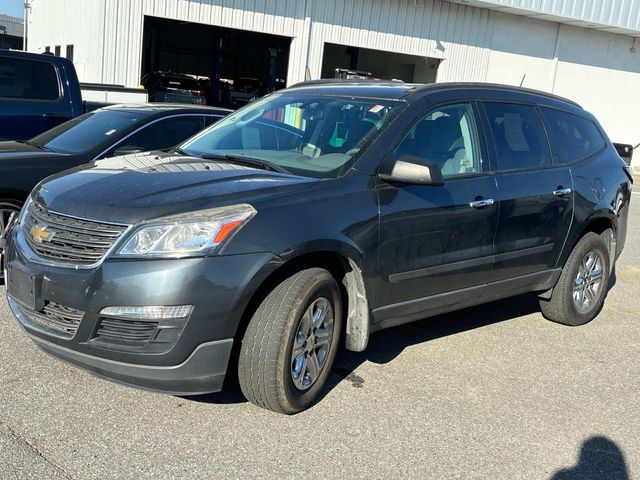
[0,196,638,480]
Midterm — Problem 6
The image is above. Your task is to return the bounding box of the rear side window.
[204,115,223,127]
[483,103,551,171]
[0,57,60,100]
[110,115,204,155]
[540,107,606,164]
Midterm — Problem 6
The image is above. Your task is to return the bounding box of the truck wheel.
[238,268,342,414]
[539,232,610,326]
[0,199,23,284]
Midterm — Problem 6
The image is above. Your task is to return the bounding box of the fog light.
[99,305,193,320]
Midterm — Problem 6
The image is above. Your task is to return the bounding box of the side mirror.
[613,143,633,166]
[113,145,145,157]
[379,155,445,186]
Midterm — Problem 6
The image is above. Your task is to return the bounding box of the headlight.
[17,197,33,225]
[117,204,256,257]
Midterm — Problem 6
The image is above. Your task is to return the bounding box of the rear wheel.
[0,199,23,284]
[238,268,342,414]
[539,232,610,326]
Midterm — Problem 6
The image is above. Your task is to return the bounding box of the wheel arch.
[235,243,372,360]
[569,213,617,265]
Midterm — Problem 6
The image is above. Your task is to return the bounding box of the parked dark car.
[142,72,207,105]
[0,103,229,281]
[3,81,633,414]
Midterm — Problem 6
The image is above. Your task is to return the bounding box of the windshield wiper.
[170,146,190,156]
[199,153,291,174]
[16,140,52,152]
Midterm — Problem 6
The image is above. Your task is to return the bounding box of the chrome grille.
[18,301,84,338]
[22,202,127,266]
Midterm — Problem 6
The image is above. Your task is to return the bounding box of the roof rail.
[410,82,581,108]
[289,78,404,89]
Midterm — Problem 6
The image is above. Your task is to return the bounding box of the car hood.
[33,152,319,224]
[0,141,67,161]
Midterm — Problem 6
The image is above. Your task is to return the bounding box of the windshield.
[161,76,200,91]
[181,93,402,178]
[30,110,144,154]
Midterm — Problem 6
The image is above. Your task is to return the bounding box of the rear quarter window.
[540,107,606,164]
[0,57,60,100]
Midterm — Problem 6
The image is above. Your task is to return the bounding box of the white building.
[26,0,640,164]
[0,13,24,50]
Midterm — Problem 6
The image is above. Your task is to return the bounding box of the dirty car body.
[3,81,632,412]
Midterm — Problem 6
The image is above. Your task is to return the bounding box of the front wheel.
[0,199,23,284]
[539,232,611,326]
[238,268,342,414]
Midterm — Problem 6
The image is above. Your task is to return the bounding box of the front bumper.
[10,297,232,394]
[4,230,280,394]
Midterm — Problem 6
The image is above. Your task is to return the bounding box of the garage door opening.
[141,16,291,108]
[321,43,439,83]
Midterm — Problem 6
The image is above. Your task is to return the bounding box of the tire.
[539,232,611,326]
[238,268,342,414]
[0,199,23,284]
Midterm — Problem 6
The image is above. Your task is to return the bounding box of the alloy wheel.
[0,204,21,283]
[290,297,334,391]
[573,250,604,313]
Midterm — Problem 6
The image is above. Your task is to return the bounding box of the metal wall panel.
[306,0,493,82]
[471,0,640,33]
[28,0,495,86]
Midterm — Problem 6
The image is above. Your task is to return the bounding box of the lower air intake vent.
[94,317,159,345]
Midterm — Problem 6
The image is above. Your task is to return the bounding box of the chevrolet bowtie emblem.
[30,225,53,243]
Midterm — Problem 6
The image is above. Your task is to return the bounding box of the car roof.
[287,80,581,108]
[99,103,232,115]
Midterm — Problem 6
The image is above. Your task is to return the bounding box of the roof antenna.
[519,74,526,87]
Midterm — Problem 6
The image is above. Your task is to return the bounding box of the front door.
[481,102,573,284]
[375,102,499,326]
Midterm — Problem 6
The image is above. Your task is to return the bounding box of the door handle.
[42,113,65,119]
[469,198,495,209]
[553,188,573,197]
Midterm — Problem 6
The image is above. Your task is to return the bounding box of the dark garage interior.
[321,43,440,83]
[141,16,291,108]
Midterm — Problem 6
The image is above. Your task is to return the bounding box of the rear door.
[482,101,573,285]
[375,102,499,325]
[0,55,71,141]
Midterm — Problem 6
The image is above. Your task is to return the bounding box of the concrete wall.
[484,13,640,157]
[27,0,640,165]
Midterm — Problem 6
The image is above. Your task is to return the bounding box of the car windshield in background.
[161,76,200,92]
[181,93,402,178]
[29,110,143,154]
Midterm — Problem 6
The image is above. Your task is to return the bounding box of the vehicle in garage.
[3,81,633,414]
[141,72,207,105]
[229,78,263,107]
[0,50,148,142]
[0,103,229,281]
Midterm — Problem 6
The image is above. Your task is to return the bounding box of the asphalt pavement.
[1,194,639,479]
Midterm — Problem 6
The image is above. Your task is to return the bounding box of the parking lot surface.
[1,195,639,480]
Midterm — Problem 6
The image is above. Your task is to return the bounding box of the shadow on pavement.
[325,293,541,393]
[183,273,621,407]
[550,436,630,480]
[186,292,542,406]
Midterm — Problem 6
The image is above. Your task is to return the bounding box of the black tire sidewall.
[278,272,342,412]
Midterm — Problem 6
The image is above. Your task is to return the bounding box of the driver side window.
[393,103,480,178]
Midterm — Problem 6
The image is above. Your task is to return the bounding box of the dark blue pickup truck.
[0,50,149,141]
[0,50,87,141]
